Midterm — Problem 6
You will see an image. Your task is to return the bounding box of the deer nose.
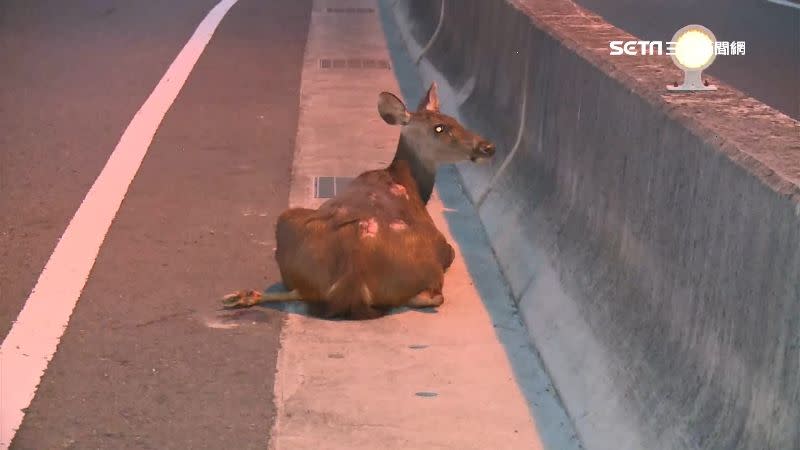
[477,142,495,157]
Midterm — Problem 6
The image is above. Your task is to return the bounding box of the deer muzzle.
[470,141,496,162]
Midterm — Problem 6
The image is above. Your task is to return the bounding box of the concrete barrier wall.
[385,1,800,449]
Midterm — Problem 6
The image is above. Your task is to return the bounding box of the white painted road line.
[766,0,800,10]
[0,0,238,446]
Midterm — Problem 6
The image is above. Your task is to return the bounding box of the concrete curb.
[383,1,800,449]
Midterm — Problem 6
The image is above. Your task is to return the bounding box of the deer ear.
[416,82,440,112]
[378,92,410,125]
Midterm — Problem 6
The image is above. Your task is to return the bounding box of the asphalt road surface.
[0,0,311,448]
[572,0,800,120]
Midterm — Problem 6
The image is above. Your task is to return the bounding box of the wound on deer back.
[390,183,409,199]
[359,217,379,238]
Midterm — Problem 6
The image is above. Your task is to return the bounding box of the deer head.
[378,83,495,166]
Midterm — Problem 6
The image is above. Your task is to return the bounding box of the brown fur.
[222,83,495,319]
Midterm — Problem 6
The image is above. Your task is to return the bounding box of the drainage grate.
[319,58,391,70]
[313,176,354,198]
[326,7,375,13]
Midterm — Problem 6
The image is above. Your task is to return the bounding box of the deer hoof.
[221,290,261,308]
[407,291,445,308]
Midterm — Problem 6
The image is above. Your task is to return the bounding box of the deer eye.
[434,124,446,133]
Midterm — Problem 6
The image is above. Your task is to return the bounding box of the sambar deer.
[221,83,495,319]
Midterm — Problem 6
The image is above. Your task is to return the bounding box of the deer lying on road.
[221,83,495,319]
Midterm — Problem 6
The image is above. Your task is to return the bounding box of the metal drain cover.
[326,7,375,13]
[313,176,354,198]
[319,58,391,70]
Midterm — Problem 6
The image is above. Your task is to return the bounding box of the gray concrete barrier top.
[388,0,800,449]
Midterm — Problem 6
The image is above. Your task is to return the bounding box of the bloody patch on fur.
[390,183,409,199]
[359,217,379,237]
